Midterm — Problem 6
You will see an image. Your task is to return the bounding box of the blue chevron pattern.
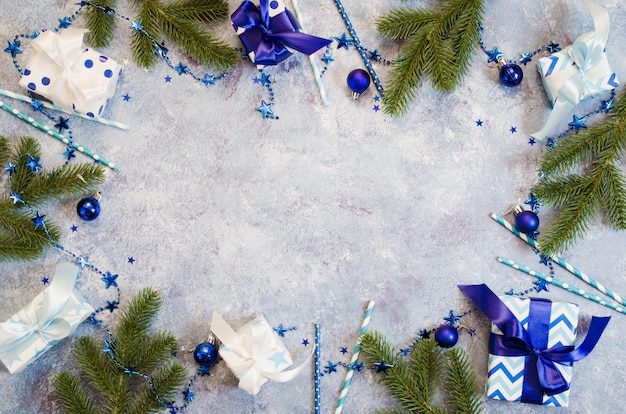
[485,297,577,406]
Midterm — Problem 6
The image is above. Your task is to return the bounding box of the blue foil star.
[55,117,70,132]
[352,361,365,372]
[175,62,188,75]
[486,46,503,63]
[58,17,72,29]
[324,361,338,374]
[519,52,533,65]
[9,193,23,204]
[274,324,288,337]
[334,33,351,50]
[418,329,430,339]
[505,289,517,296]
[105,300,119,312]
[525,193,541,211]
[4,40,23,58]
[25,155,42,172]
[155,43,168,58]
[198,365,212,376]
[101,272,119,289]
[5,162,17,175]
[259,72,272,86]
[547,41,561,53]
[130,19,143,32]
[568,115,587,131]
[76,256,90,268]
[373,359,393,374]
[256,100,274,118]
[400,348,410,356]
[368,49,382,61]
[31,99,44,112]
[90,315,102,325]
[31,212,46,229]
[103,341,113,353]
[322,50,334,64]
[601,98,615,112]
[202,74,215,87]
[64,147,76,161]
[184,388,195,402]
[534,279,550,292]
[444,310,461,325]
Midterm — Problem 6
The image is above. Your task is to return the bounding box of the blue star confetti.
[322,49,334,64]
[476,119,483,126]
[183,388,195,402]
[529,137,536,146]
[302,339,309,346]
[164,75,172,83]
[340,347,348,354]
[128,257,135,264]
[510,126,517,134]
[259,72,272,87]
[71,224,78,232]
[373,105,380,112]
[41,277,49,285]
[31,99,44,112]
[122,94,131,101]
[101,272,119,289]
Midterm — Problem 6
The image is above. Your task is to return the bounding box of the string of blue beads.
[478,26,560,66]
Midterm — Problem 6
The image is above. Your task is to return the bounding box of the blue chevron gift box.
[459,284,610,407]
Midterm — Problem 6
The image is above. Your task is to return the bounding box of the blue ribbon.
[231,0,331,67]
[459,284,610,404]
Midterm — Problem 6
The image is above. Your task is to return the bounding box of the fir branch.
[74,336,119,399]
[85,0,118,48]
[54,372,98,414]
[534,90,626,255]
[376,0,486,116]
[132,1,163,69]
[442,348,483,414]
[164,0,229,22]
[0,136,9,164]
[23,164,106,207]
[132,331,180,372]
[150,361,188,403]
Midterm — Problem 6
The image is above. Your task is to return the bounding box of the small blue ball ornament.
[515,210,540,234]
[77,196,101,221]
[499,62,523,87]
[194,342,218,367]
[434,324,458,348]
[347,69,370,100]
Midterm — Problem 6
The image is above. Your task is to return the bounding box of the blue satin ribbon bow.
[459,284,610,404]
[231,0,331,67]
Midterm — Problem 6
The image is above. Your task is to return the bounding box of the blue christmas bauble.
[194,342,218,367]
[515,210,540,234]
[499,63,523,87]
[434,325,458,348]
[77,197,100,221]
[347,69,370,99]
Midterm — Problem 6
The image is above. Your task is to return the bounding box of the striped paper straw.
[314,323,321,414]
[490,212,626,306]
[0,100,120,172]
[0,88,130,131]
[291,0,329,106]
[497,256,626,315]
[335,300,375,414]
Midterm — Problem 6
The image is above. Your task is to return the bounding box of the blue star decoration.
[175,62,188,75]
[528,137,536,146]
[41,277,49,285]
[101,272,119,289]
[274,324,288,337]
[256,100,274,118]
[202,74,215,87]
[568,114,587,131]
[352,361,365,372]
[373,95,381,102]
[122,94,131,102]
[164,75,172,83]
[505,288,517,296]
[340,347,348,354]
[58,17,72,29]
[25,155,42,172]
[4,39,22,58]
[418,329,430,339]
[468,329,477,336]
[400,348,410,356]
[525,193,542,211]
[601,98,615,112]
[324,361,338,374]
[334,33,351,50]
[130,19,143,32]
[155,43,168,59]
[128,256,135,264]
[547,41,561,53]
[510,126,517,134]
[259,72,272,87]
[302,339,309,346]
[476,119,483,126]
[5,162,17,175]
[90,315,102,326]
[9,193,23,204]
[546,137,558,150]
[71,224,78,232]
[103,341,113,354]
[31,99,44,112]
[534,279,550,292]
[184,388,195,402]
[369,49,382,61]
[486,46,503,63]
[373,105,380,112]
[373,359,393,374]
[443,310,461,325]
[55,117,70,132]
[64,147,76,161]
[198,365,212,376]
[105,300,119,312]
[76,256,90,268]
[31,212,46,230]
[322,50,334,64]
[539,254,552,266]
[520,52,533,65]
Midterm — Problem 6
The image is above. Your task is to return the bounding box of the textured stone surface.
[1,0,625,412]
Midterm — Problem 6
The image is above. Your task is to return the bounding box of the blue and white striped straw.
[497,256,626,315]
[490,212,626,307]
[335,300,375,414]
[0,99,120,172]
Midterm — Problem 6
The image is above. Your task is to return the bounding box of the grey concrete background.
[1,0,625,412]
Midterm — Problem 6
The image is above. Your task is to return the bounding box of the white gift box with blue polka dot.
[18,27,122,117]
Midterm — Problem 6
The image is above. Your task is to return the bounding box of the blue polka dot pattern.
[270,0,279,9]
[85,59,94,68]
[87,112,94,117]
[41,77,50,86]
[24,69,31,76]
[104,69,113,78]
[98,105,104,115]
[99,55,108,62]
[28,82,36,91]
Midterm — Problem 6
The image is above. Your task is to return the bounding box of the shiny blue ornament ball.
[347,69,370,95]
[499,63,523,87]
[434,324,458,348]
[515,210,540,234]
[194,342,218,367]
[77,197,100,221]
